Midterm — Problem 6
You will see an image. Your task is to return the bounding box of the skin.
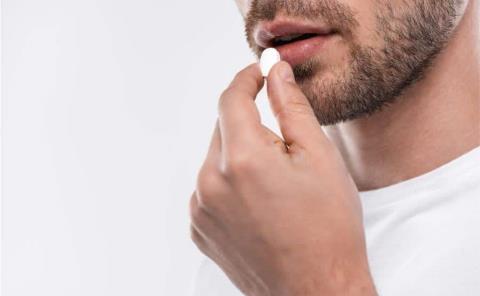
[324,1,480,190]
[190,62,377,295]
[190,0,479,295]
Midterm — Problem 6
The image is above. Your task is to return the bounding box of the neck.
[324,1,480,192]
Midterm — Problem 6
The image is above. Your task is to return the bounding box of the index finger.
[218,63,265,153]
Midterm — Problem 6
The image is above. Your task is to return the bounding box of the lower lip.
[275,34,335,67]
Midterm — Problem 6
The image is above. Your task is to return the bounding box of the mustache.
[245,0,359,54]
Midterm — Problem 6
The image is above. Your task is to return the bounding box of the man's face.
[235,0,466,125]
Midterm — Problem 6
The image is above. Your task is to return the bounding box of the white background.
[2,1,280,295]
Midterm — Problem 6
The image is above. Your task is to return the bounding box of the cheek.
[343,0,385,49]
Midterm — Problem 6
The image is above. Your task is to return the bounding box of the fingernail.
[278,62,295,82]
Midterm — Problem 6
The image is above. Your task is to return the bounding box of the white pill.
[260,48,281,77]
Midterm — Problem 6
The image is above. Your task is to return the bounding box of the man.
[190,0,479,295]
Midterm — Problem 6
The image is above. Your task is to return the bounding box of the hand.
[189,61,377,296]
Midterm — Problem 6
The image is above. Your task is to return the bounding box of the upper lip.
[253,19,335,49]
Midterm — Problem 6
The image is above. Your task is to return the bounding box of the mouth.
[254,19,338,67]
[270,33,323,47]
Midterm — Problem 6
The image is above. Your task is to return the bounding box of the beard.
[245,0,461,125]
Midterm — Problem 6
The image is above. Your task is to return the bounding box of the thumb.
[266,61,329,152]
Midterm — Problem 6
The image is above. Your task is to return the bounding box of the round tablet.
[260,48,281,77]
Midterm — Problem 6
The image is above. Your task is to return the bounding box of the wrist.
[286,279,377,296]
[287,277,378,296]
[338,277,378,296]
[279,260,378,296]
[327,261,378,296]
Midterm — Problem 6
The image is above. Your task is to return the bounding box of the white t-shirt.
[191,146,480,296]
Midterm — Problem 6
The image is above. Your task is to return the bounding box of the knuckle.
[223,152,256,176]
[219,85,234,100]
[222,84,241,98]
[218,85,241,114]
[218,90,230,113]
[233,70,245,82]
[189,193,203,224]
[233,66,253,82]
[196,167,224,210]
[196,166,221,195]
[190,224,206,250]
